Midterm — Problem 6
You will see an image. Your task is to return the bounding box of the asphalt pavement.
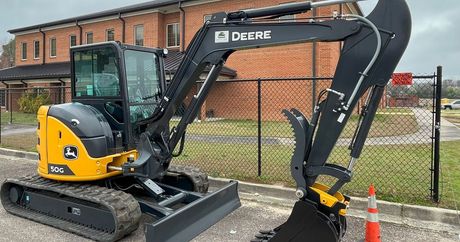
[0,155,458,242]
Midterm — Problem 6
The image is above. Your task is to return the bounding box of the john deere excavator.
[1,0,411,241]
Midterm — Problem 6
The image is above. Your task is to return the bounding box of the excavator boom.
[131,0,411,240]
[132,0,411,195]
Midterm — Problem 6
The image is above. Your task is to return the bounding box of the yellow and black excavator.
[1,0,411,241]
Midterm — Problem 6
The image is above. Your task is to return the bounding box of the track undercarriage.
[1,166,240,242]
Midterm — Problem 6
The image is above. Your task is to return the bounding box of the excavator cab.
[2,41,241,241]
[71,42,167,151]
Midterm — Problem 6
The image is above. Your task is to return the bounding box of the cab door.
[123,48,165,143]
[71,44,128,152]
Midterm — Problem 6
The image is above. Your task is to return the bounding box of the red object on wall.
[392,73,413,86]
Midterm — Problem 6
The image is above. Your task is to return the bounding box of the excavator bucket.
[252,183,349,242]
[142,181,240,242]
[269,200,339,242]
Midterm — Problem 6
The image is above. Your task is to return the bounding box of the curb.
[0,147,38,160]
[1,148,458,233]
[209,177,460,233]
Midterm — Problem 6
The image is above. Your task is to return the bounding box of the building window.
[34,41,40,59]
[50,38,57,57]
[204,15,212,23]
[166,23,180,48]
[0,90,5,107]
[0,89,6,107]
[86,32,94,44]
[134,25,144,46]
[106,29,115,41]
[21,42,27,60]
[70,35,77,47]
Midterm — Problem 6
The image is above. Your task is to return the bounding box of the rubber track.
[0,174,142,242]
[251,230,277,242]
[167,165,209,193]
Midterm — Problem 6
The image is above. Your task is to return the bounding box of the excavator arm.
[125,0,411,240]
[131,0,411,190]
[0,1,412,241]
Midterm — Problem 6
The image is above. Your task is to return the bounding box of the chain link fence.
[0,70,445,205]
[175,74,441,205]
[0,85,70,150]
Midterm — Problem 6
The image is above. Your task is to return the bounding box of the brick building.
[0,0,362,120]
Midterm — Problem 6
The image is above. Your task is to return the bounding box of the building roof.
[8,0,363,34]
[163,51,237,77]
[0,51,237,81]
[9,0,191,34]
[0,62,71,81]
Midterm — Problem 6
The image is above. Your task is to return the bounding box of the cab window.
[73,47,120,97]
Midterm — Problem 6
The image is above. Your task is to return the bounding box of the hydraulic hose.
[343,14,382,110]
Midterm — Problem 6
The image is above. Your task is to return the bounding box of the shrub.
[18,91,52,114]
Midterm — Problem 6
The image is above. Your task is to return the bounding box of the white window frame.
[106,28,115,41]
[21,42,27,61]
[86,32,94,44]
[50,38,57,58]
[134,25,144,46]
[33,40,40,60]
[69,35,77,47]
[203,14,212,23]
[166,23,180,48]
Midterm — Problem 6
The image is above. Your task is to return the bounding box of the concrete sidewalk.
[1,124,36,136]
[4,107,460,146]
[167,108,460,146]
[440,116,460,141]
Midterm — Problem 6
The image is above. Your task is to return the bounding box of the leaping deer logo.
[64,146,78,160]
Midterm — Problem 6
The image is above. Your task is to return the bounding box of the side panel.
[38,116,137,181]
[37,106,49,173]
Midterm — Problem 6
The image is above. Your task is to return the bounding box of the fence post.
[433,66,442,202]
[311,5,317,114]
[0,104,2,144]
[257,78,262,177]
[8,86,12,124]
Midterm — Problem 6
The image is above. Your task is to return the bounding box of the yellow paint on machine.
[310,183,348,216]
[37,106,138,182]
[37,106,49,173]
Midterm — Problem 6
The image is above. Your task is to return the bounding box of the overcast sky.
[0,0,458,79]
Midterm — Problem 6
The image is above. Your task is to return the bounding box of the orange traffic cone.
[365,184,381,242]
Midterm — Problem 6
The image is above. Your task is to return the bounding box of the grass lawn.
[1,112,37,125]
[0,133,37,152]
[171,108,419,139]
[173,140,440,206]
[441,109,460,127]
[2,113,455,208]
[438,141,460,209]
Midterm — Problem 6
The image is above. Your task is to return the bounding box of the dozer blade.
[144,181,240,242]
[253,200,342,242]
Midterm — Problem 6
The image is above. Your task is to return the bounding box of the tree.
[0,38,15,69]
[441,79,460,99]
